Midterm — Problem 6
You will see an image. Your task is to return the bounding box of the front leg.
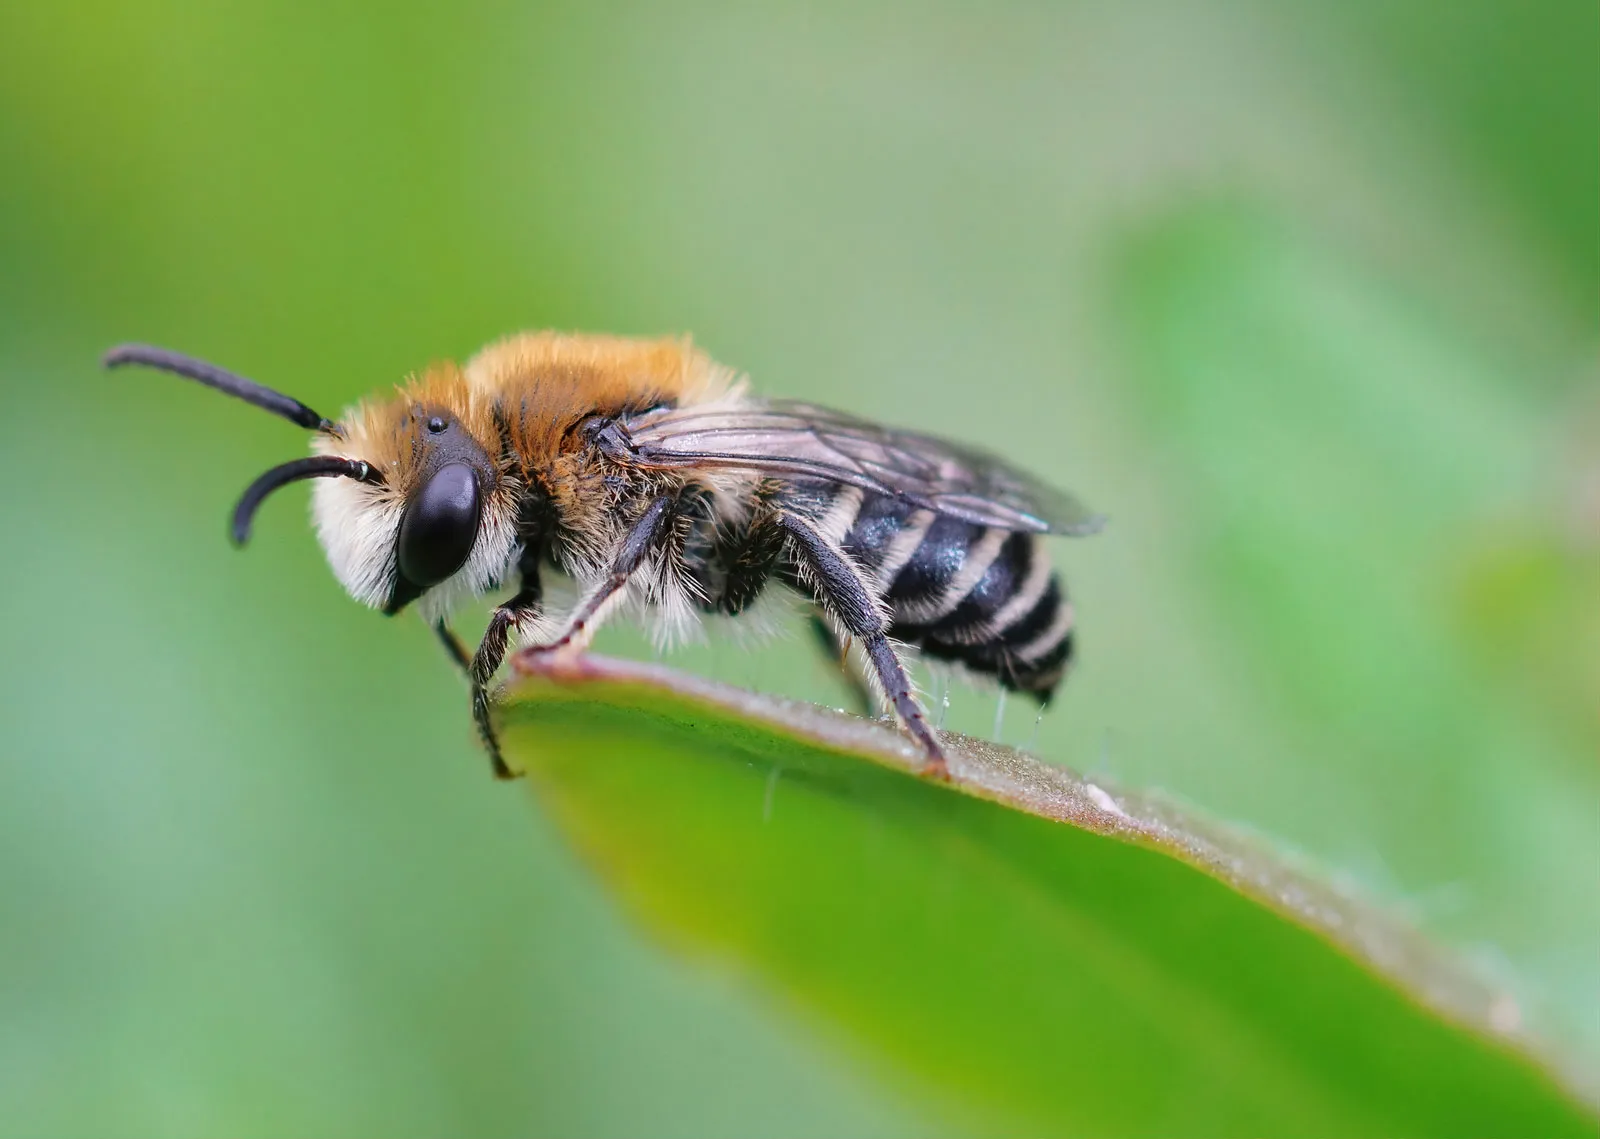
[778,512,948,779]
[468,581,543,780]
[434,613,532,779]
[434,621,473,674]
[470,496,676,779]
[436,548,543,780]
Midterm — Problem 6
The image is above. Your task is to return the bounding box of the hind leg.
[808,614,876,717]
[701,513,874,716]
[778,512,947,778]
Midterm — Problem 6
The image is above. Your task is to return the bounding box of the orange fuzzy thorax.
[466,331,734,471]
[323,331,735,498]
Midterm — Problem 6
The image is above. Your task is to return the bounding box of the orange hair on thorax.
[330,331,738,497]
[464,331,735,469]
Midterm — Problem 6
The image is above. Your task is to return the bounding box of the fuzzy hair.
[465,331,739,471]
[309,359,522,614]
[306,332,749,626]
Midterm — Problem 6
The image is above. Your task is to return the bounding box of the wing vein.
[621,400,1104,536]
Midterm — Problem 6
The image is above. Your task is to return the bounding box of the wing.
[615,400,1105,535]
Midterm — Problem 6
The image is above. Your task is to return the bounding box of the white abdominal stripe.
[817,483,1075,695]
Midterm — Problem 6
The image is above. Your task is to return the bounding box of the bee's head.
[104,345,521,621]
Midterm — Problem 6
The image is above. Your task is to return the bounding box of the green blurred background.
[1,0,1595,1134]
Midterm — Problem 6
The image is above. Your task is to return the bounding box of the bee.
[104,333,1102,779]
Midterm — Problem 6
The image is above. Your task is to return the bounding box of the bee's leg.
[434,618,521,777]
[778,513,948,779]
[808,615,874,717]
[525,495,676,657]
[463,562,545,780]
[434,621,472,674]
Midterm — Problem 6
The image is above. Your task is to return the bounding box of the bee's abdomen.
[837,491,1074,699]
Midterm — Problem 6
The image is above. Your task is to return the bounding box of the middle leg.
[523,495,678,658]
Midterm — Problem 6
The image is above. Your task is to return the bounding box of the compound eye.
[396,462,481,589]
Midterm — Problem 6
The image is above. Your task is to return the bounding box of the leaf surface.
[501,653,1596,1137]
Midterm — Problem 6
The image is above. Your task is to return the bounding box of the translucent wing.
[617,400,1104,535]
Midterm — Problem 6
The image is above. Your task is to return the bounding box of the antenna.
[103,344,338,434]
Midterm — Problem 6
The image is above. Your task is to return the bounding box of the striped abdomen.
[823,486,1075,699]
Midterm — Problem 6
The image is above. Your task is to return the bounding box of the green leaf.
[1103,201,1600,1067]
[500,654,1596,1137]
